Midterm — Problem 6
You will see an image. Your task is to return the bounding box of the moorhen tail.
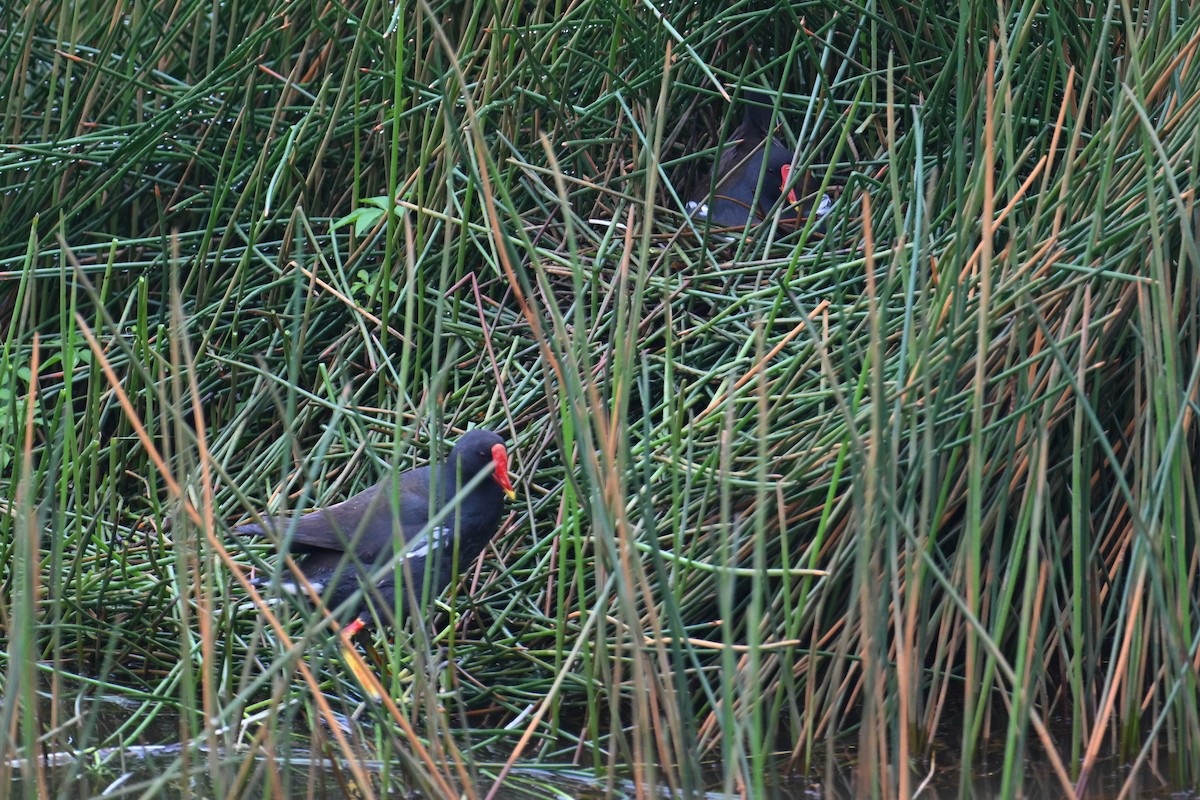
[236,428,516,690]
[686,90,835,230]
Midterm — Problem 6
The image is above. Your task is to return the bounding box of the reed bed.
[1,0,1199,798]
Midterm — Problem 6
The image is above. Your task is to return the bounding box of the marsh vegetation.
[2,1,1199,798]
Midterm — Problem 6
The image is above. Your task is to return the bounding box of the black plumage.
[237,428,515,624]
[687,91,834,229]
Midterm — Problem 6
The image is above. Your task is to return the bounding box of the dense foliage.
[2,1,1198,797]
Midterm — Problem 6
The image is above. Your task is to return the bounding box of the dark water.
[5,696,1197,799]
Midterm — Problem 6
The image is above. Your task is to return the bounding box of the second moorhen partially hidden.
[686,90,835,230]
[236,428,516,685]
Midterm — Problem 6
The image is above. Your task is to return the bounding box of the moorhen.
[686,90,835,229]
[236,428,516,685]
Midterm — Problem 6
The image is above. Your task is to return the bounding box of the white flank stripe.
[238,598,284,611]
[279,579,324,594]
[401,527,450,561]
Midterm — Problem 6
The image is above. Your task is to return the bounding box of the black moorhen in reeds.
[236,428,516,686]
[686,90,835,230]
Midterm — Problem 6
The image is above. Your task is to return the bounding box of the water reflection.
[4,696,1193,799]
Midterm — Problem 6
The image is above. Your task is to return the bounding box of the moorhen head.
[236,428,516,688]
[686,90,835,230]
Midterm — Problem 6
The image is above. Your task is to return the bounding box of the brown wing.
[236,465,435,561]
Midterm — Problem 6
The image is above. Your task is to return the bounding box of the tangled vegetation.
[2,1,1199,798]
